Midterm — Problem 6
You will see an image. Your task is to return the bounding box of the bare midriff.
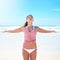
[23,42,37,49]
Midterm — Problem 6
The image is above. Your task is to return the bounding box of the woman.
[3,15,56,60]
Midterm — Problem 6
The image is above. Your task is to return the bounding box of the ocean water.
[0,26,60,60]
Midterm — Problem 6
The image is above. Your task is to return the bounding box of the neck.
[28,23,33,27]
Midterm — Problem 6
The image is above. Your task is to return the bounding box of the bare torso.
[23,42,37,49]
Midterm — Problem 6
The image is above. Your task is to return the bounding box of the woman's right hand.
[1,30,8,33]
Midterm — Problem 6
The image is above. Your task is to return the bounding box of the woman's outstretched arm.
[36,26,56,33]
[2,26,24,33]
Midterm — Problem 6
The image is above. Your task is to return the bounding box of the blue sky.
[0,0,60,26]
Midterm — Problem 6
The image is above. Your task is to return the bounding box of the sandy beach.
[0,26,60,60]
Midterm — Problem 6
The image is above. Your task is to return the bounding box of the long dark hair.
[24,21,28,27]
[24,15,33,27]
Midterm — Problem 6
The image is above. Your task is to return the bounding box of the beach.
[0,26,60,60]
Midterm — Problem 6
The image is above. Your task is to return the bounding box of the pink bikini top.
[24,26,37,44]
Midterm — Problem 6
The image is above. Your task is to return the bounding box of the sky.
[0,0,60,26]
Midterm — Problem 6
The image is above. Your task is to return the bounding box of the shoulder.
[21,26,27,31]
[18,26,25,31]
[34,26,42,31]
[34,26,42,29]
[34,26,39,29]
[33,26,39,31]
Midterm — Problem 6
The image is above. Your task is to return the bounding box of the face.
[26,16,34,23]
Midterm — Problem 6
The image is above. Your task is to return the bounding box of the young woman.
[3,15,56,60]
